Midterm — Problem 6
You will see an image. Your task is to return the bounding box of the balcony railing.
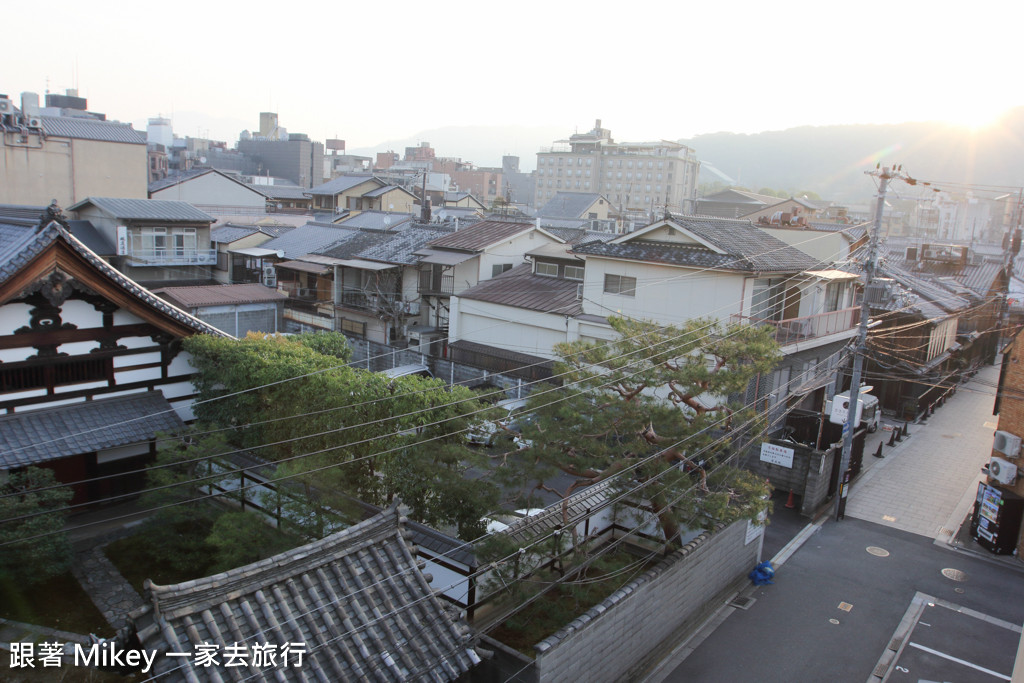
[418,271,455,296]
[126,249,217,267]
[731,307,860,346]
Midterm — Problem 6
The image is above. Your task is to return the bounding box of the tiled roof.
[259,224,354,259]
[308,174,381,196]
[0,204,48,225]
[455,263,583,315]
[543,227,617,246]
[154,283,288,308]
[881,247,1004,298]
[362,184,405,198]
[130,504,479,682]
[538,192,605,219]
[427,219,536,252]
[0,391,183,469]
[68,197,214,223]
[575,217,820,273]
[0,221,229,338]
[318,225,454,266]
[40,115,147,144]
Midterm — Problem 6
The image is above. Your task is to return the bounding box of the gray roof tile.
[69,197,214,223]
[130,504,478,682]
[336,211,415,231]
[258,224,355,259]
[538,192,607,219]
[427,219,536,252]
[39,115,147,144]
[308,174,382,196]
[0,391,183,468]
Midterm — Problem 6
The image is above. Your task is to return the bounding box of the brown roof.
[427,219,535,252]
[154,283,288,308]
[455,263,583,315]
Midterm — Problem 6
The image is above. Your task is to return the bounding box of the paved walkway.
[70,539,146,632]
[843,364,999,542]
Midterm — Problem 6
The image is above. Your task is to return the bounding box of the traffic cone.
[785,489,796,509]
[902,423,909,438]
[874,442,884,458]
[889,430,897,446]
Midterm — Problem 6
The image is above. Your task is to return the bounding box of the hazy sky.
[7,0,1021,154]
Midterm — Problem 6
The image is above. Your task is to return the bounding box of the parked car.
[467,398,532,447]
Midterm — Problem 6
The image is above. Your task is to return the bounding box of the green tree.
[504,317,778,548]
[0,468,73,586]
[182,333,499,539]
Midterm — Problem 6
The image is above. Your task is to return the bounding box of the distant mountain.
[682,109,1024,202]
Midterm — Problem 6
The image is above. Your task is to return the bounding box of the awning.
[0,391,184,469]
[415,248,477,266]
[230,247,283,257]
[276,260,329,275]
[299,254,396,271]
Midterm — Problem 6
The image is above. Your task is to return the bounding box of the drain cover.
[941,568,968,582]
[829,618,840,625]
[866,546,890,557]
[729,596,756,610]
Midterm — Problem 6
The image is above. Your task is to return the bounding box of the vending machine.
[970,482,1024,555]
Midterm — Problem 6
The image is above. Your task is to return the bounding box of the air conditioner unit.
[262,265,276,287]
[26,116,42,129]
[993,430,1021,458]
[0,98,11,113]
[988,457,1018,485]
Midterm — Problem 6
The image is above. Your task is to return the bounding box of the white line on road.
[908,642,1011,680]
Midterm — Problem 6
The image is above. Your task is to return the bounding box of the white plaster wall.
[119,335,158,349]
[478,230,556,281]
[59,300,103,327]
[113,310,146,325]
[581,259,745,326]
[54,380,107,394]
[454,299,569,359]
[152,173,265,209]
[114,351,162,367]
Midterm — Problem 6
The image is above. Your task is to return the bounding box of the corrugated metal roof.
[336,211,415,231]
[69,197,214,223]
[258,223,354,259]
[0,391,183,468]
[456,263,583,315]
[154,283,288,307]
[39,115,146,144]
[211,225,260,243]
[275,259,330,275]
[427,219,536,252]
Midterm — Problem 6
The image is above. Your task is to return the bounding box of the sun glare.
[941,103,1009,131]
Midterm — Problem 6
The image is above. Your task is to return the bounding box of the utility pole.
[834,165,892,520]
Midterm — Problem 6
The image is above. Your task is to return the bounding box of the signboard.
[759,442,795,469]
[116,225,128,256]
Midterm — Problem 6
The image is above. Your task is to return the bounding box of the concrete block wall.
[532,521,759,683]
[743,440,815,508]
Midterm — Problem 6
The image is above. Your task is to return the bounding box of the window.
[536,262,558,277]
[492,263,514,277]
[340,318,366,336]
[565,265,584,280]
[604,274,636,296]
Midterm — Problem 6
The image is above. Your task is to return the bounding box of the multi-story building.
[534,120,700,217]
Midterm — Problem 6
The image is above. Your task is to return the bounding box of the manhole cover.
[829,618,840,624]
[866,546,890,557]
[941,568,968,582]
[955,587,965,594]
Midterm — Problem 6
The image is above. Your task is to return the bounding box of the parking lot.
[876,594,1020,682]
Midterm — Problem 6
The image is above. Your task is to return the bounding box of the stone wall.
[532,520,760,683]
[743,439,836,516]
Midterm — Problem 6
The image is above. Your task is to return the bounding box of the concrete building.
[535,120,700,217]
[0,92,148,207]
[237,135,324,189]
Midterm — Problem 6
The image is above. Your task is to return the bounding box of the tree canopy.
[0,468,73,587]
[502,317,779,546]
[181,332,499,539]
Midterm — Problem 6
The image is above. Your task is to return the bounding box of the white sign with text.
[760,442,795,469]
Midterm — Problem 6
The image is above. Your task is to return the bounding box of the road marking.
[908,642,1011,680]
[838,602,853,612]
[882,515,897,522]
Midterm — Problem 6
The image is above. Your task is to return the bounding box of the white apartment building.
[534,120,700,217]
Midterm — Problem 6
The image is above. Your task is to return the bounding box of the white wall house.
[0,214,228,504]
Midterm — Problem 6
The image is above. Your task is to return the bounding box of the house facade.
[148,168,269,214]
[0,211,226,504]
[68,197,217,286]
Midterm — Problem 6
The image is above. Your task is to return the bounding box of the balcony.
[731,307,860,347]
[126,248,218,267]
[418,270,454,296]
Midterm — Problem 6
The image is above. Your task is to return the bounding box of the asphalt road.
[662,517,1024,682]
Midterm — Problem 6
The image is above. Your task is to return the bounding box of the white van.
[379,363,432,379]
[826,386,880,433]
